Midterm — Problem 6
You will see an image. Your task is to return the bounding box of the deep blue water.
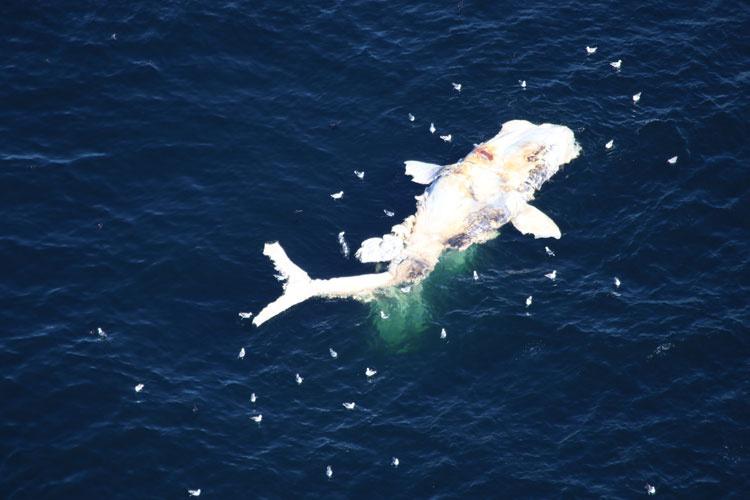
[2,1,749,498]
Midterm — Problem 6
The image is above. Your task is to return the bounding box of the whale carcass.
[253,120,581,326]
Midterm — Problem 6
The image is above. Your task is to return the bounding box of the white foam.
[338,231,349,258]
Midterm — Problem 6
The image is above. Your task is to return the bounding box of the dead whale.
[252,119,580,326]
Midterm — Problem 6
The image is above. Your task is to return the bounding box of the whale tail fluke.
[253,242,315,327]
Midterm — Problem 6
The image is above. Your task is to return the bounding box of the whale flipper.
[511,203,561,239]
[404,161,444,185]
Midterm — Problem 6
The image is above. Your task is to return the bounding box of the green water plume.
[368,244,482,351]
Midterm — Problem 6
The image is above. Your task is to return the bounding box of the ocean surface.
[2,1,749,498]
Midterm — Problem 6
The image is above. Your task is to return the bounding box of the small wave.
[1,151,108,166]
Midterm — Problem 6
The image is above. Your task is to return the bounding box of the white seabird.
[610,59,622,70]
[238,312,253,319]
[440,134,452,143]
[380,310,389,319]
[96,327,107,338]
[329,347,338,359]
[614,276,621,288]
[440,328,447,339]
[452,82,462,92]
[645,484,656,495]
[605,139,614,150]
[342,402,356,410]
[238,347,246,359]
[667,156,678,165]
[250,392,257,403]
[354,170,365,179]
[429,122,436,134]
[365,367,377,378]
[384,209,395,217]
[295,373,304,385]
[326,465,333,479]
[545,270,557,280]
[586,46,597,55]
[473,270,479,280]
[408,113,415,122]
[330,191,344,199]
[391,457,400,467]
[134,383,144,393]
[251,414,262,423]
[187,489,201,497]
[545,246,555,256]
[525,295,533,307]
[632,92,641,103]
[519,80,527,89]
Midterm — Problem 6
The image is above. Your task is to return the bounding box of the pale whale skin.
[253,120,581,326]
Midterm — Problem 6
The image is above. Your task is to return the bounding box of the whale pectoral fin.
[511,203,561,239]
[404,161,443,185]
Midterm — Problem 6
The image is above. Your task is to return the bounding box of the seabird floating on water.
[452,82,462,92]
[134,383,144,393]
[329,348,338,359]
[391,457,400,467]
[632,92,641,103]
[610,59,622,70]
[545,246,555,256]
[187,489,201,497]
[408,113,415,122]
[383,209,394,217]
[365,367,377,378]
[342,402,356,410]
[251,414,262,423]
[645,484,656,495]
[519,80,527,89]
[295,373,304,385]
[440,134,452,143]
[250,393,257,403]
[605,139,614,150]
[586,46,597,55]
[545,270,557,280]
[238,312,253,319]
[330,191,344,199]
[353,170,365,179]
[667,156,678,164]
[614,276,621,288]
[429,122,436,134]
[326,465,333,479]
[473,270,479,280]
[440,328,447,339]
[380,310,389,319]
[238,347,246,359]
[525,296,533,307]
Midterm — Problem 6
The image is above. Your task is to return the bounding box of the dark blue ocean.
[2,1,749,498]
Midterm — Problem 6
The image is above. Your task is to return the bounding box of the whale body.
[253,119,581,326]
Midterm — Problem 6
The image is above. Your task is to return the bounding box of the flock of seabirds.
[92,44,683,497]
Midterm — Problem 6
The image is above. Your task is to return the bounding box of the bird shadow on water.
[366,245,480,353]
